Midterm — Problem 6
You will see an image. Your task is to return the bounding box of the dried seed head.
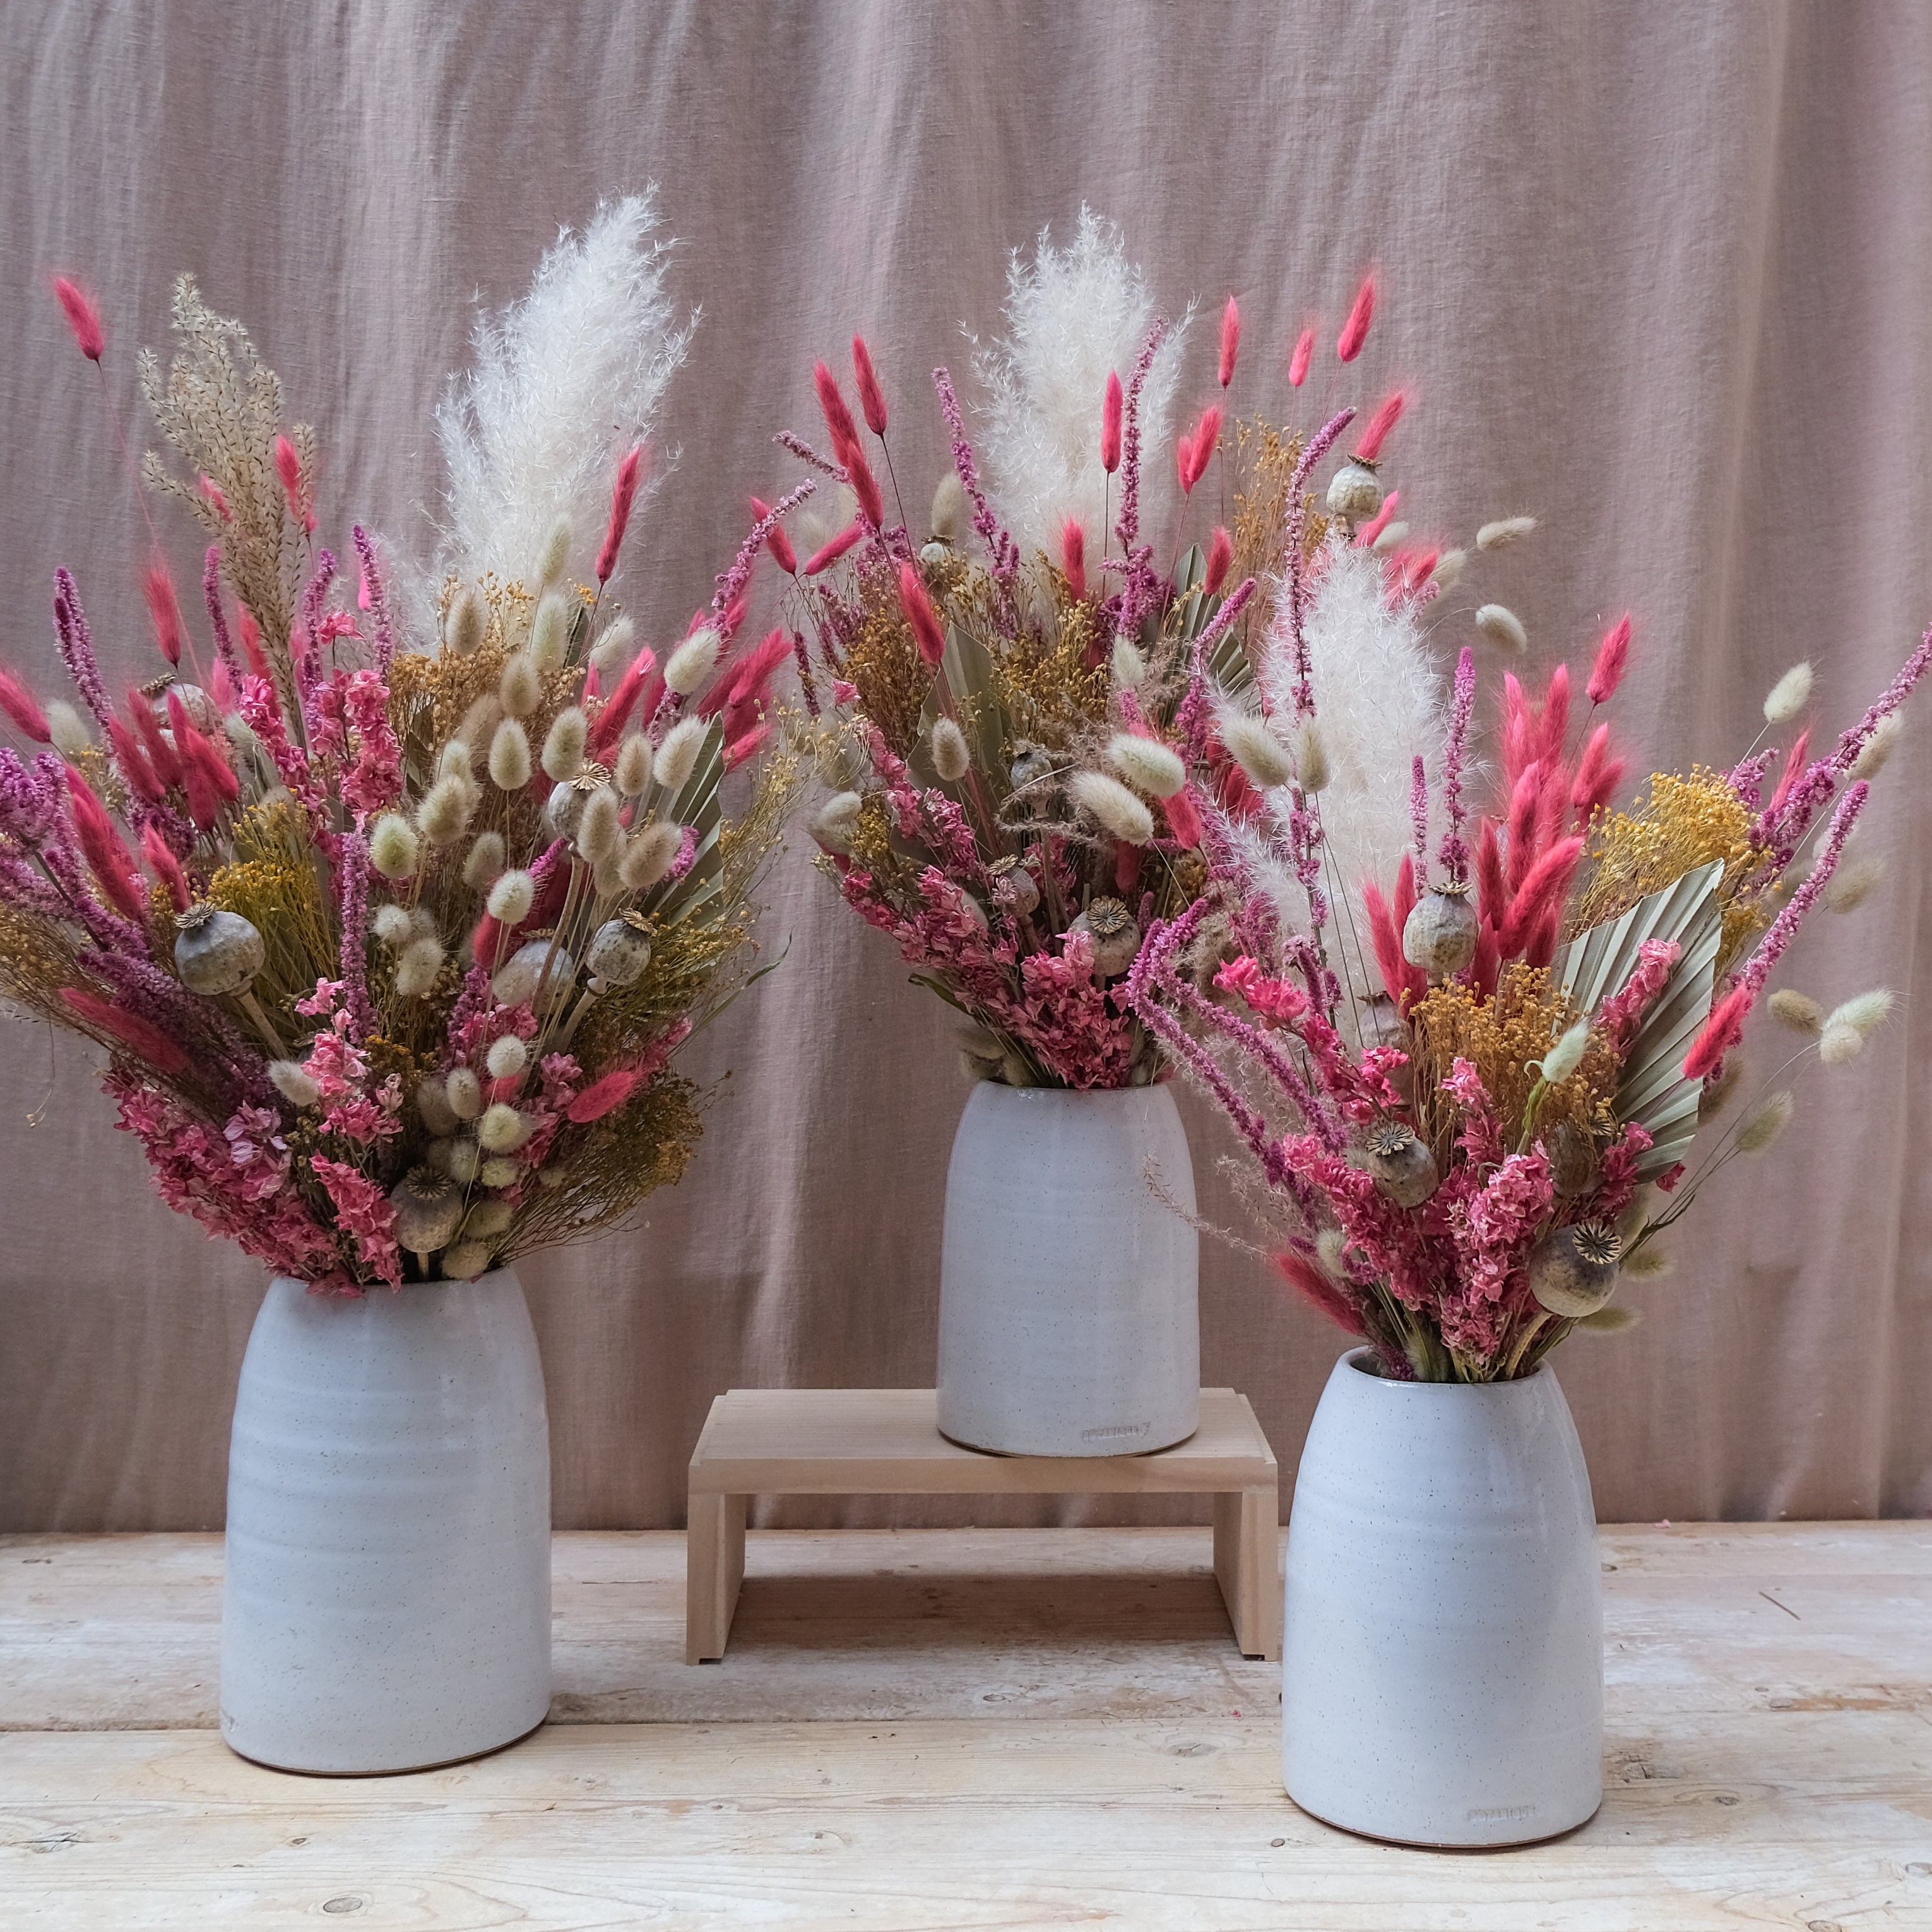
[542,706,589,783]
[445,585,487,657]
[269,1060,321,1108]
[368,813,420,880]
[1475,605,1529,655]
[614,732,653,797]
[1108,733,1186,799]
[489,717,532,790]
[491,939,574,1012]
[373,903,413,947]
[1067,896,1141,977]
[930,473,968,543]
[441,1240,493,1281]
[1849,711,1902,780]
[499,652,542,719]
[1111,636,1146,689]
[172,904,266,997]
[1293,723,1330,793]
[1735,1089,1794,1154]
[463,830,506,890]
[478,1102,533,1153]
[45,699,90,759]
[1325,461,1384,522]
[417,773,477,846]
[529,591,570,673]
[478,1157,520,1188]
[394,935,445,997]
[930,717,971,784]
[1825,854,1884,914]
[620,819,684,891]
[390,1166,464,1257]
[664,627,720,696]
[590,615,636,675]
[487,870,535,924]
[1218,713,1296,791]
[444,1067,483,1120]
[1763,661,1813,724]
[536,516,571,591]
[416,1072,459,1135]
[445,1139,482,1183]
[1430,548,1467,591]
[1767,988,1823,1034]
[1401,886,1478,977]
[1476,516,1538,551]
[655,717,706,794]
[464,1199,515,1239]
[1527,1221,1621,1317]
[485,1034,529,1080]
[1363,1124,1439,1207]
[1069,770,1154,845]
[586,915,654,987]
[576,785,623,863]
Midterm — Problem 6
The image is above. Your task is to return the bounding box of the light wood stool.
[685,1387,1281,1664]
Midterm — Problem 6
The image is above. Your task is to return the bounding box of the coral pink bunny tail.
[1218,296,1241,388]
[1353,390,1405,463]
[61,989,189,1073]
[1204,525,1234,596]
[851,335,889,436]
[1337,274,1376,363]
[1586,614,1632,705]
[273,436,315,535]
[1101,371,1123,473]
[51,277,105,362]
[898,563,948,667]
[595,442,647,584]
[64,767,146,921]
[142,561,186,668]
[1288,326,1315,388]
[0,663,51,742]
[1060,518,1087,603]
[139,821,191,911]
[751,496,797,576]
[1683,985,1751,1082]
[802,521,863,577]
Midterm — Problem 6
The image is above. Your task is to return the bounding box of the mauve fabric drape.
[2,1,1928,1532]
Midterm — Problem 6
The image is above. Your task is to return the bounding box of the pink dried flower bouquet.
[3,210,799,1295]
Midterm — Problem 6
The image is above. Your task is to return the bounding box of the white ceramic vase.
[937,1081,1199,1456]
[221,1268,552,1774]
[1281,1348,1603,1846]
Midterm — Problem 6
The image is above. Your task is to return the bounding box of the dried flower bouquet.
[3,199,799,1295]
[774,211,1332,1090]
[1125,302,1926,1383]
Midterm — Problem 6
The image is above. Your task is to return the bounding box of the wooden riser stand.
[685,1387,1281,1664]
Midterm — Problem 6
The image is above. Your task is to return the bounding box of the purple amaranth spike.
[52,568,113,732]
[295,550,338,706]
[1739,779,1868,1000]
[336,829,377,1040]
[202,545,240,676]
[351,528,394,677]
[1438,645,1476,883]
[931,366,1017,584]
[713,480,817,622]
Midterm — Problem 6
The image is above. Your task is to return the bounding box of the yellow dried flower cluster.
[209,801,334,1018]
[990,572,1110,744]
[841,594,930,757]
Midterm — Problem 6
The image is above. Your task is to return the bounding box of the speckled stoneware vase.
[937,1082,1199,1457]
[1282,1348,1603,1846]
[220,1269,552,1775]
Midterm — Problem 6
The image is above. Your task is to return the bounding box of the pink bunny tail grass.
[1175,432,1194,494]
[0,663,50,742]
[1570,722,1627,826]
[1767,726,1811,816]
[1101,370,1123,474]
[898,562,948,667]
[236,608,271,683]
[588,645,659,756]
[142,560,186,668]
[1498,834,1585,958]
[566,1067,644,1125]
[724,721,771,772]
[751,495,798,575]
[1274,1249,1368,1338]
[1162,783,1204,849]
[1204,524,1234,596]
[52,276,105,362]
[845,439,887,531]
[1218,295,1241,388]
[596,442,647,584]
[812,360,862,463]
[851,335,889,436]
[198,474,233,521]
[1586,613,1633,705]
[802,519,863,577]
[64,766,146,922]
[139,821,191,912]
[1337,273,1376,363]
[1354,489,1399,548]
[1683,985,1751,1082]
[700,625,790,723]
[208,658,238,715]
[105,718,163,803]
[1353,389,1405,463]
[1192,405,1223,483]
[61,988,189,1074]
[1060,518,1087,603]
[273,436,315,535]
[1288,325,1315,388]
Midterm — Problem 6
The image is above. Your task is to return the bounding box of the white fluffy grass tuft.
[436,193,692,588]
[968,207,1189,566]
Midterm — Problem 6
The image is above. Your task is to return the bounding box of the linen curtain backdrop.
[3,0,1928,1532]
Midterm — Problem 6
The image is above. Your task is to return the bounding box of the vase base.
[220,1710,549,1779]
[935,1422,1200,1458]
[1286,1787,1603,1851]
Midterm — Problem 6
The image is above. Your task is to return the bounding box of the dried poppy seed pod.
[1546,1120,1599,1199]
[1068,897,1141,978]
[1401,883,1479,977]
[492,938,576,1012]
[1009,742,1056,793]
[1325,460,1384,523]
[390,1166,464,1264]
[1528,1220,1623,1317]
[990,856,1040,916]
[586,914,653,989]
[174,903,265,996]
[1363,1122,1438,1208]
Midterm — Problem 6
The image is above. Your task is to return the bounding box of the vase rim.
[1341,1344,1548,1390]
[268,1265,521,1298]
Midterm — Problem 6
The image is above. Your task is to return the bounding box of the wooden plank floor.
[3,1525,1929,1929]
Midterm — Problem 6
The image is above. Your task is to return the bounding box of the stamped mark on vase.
[1081,1421,1149,1443]
[1466,1803,1536,1824]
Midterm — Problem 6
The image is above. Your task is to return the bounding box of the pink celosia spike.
[596,442,647,584]
[1288,325,1315,388]
[139,821,191,912]
[1101,371,1123,475]
[1353,390,1405,463]
[198,474,233,521]
[1218,296,1241,388]
[1204,524,1234,596]
[751,495,798,575]
[1585,613,1632,705]
[143,560,185,667]
[802,520,863,576]
[61,988,188,1072]
[51,276,105,362]
[1767,726,1811,817]
[898,563,948,667]
[851,335,889,436]
[1060,518,1087,602]
[1353,489,1399,548]
[273,436,315,535]
[1337,275,1376,363]
[1683,985,1751,1082]
[0,662,50,742]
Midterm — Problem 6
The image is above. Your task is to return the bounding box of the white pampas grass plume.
[1825,987,1894,1038]
[445,585,487,656]
[436,193,689,588]
[417,773,476,846]
[394,935,445,997]
[445,1139,482,1184]
[499,651,541,718]
[268,1060,320,1108]
[1736,1089,1794,1154]
[487,869,535,923]
[613,732,653,796]
[542,706,589,781]
[929,717,971,783]
[441,1241,493,1281]
[372,903,413,948]
[930,473,968,543]
[1429,547,1467,590]
[1475,604,1528,654]
[1111,636,1145,689]
[1764,661,1813,723]
[589,614,636,675]
[1217,709,1296,790]
[969,206,1189,566]
[1293,722,1330,793]
[1070,769,1154,845]
[536,516,571,590]
[664,627,719,696]
[445,1067,483,1120]
[812,791,863,851]
[489,718,531,790]
[463,830,506,889]
[1476,516,1538,551]
[1850,711,1902,779]
[1818,1021,1864,1065]
[1370,521,1409,555]
[45,699,90,758]
[1767,988,1823,1034]
[478,1156,520,1188]
[654,717,706,793]
[576,785,622,862]
[620,820,682,889]
[529,592,571,673]
[1577,1303,1644,1331]
[369,813,420,880]
[478,1102,533,1154]
[486,1034,528,1079]
[1825,853,1884,913]
[1108,733,1185,798]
